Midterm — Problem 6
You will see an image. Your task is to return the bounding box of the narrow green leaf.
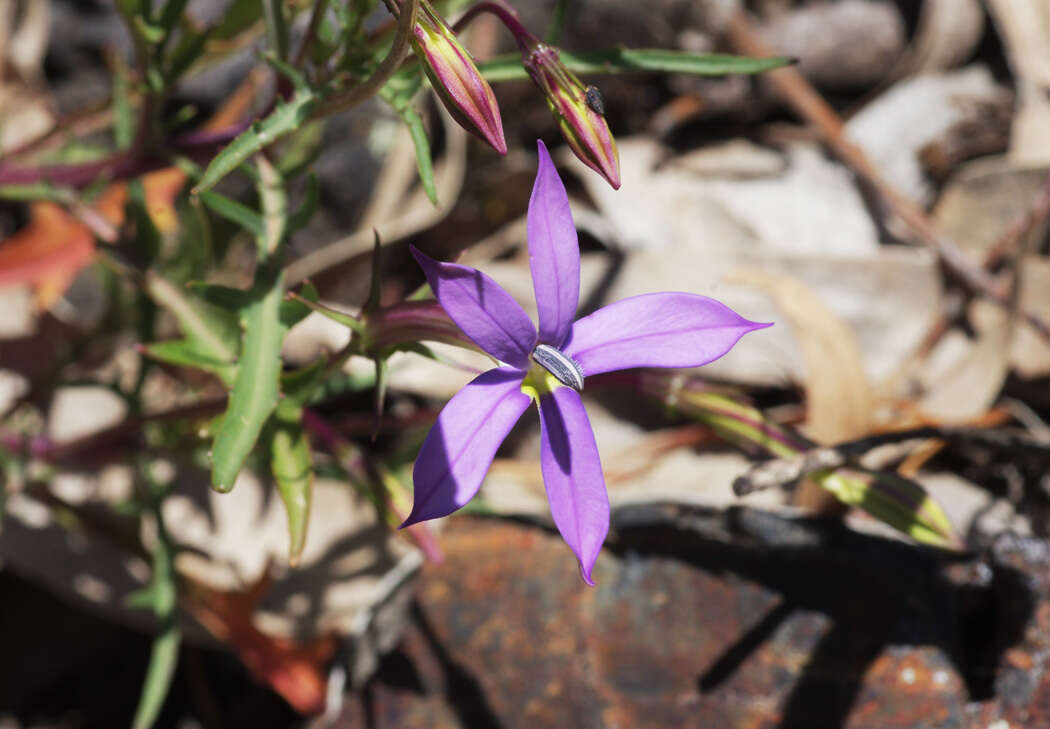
[113,57,135,150]
[401,105,438,205]
[134,16,167,44]
[307,369,377,403]
[0,182,64,202]
[131,625,180,729]
[478,49,793,83]
[212,0,261,39]
[128,180,163,265]
[279,281,318,329]
[269,403,314,564]
[379,72,436,204]
[198,189,264,237]
[210,267,287,491]
[546,0,570,44]
[165,27,210,83]
[262,0,290,60]
[131,469,180,729]
[144,273,239,363]
[281,354,327,406]
[186,282,253,313]
[193,87,317,194]
[156,0,191,34]
[277,121,325,179]
[143,339,237,384]
[287,173,320,234]
[285,291,363,333]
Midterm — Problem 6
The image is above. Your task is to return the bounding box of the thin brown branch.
[733,424,1050,495]
[723,10,1050,342]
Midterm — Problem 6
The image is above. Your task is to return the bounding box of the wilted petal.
[564,292,771,376]
[528,140,580,348]
[412,245,537,368]
[404,367,531,527]
[537,387,609,585]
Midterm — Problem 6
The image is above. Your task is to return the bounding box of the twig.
[733,424,1050,495]
[981,170,1050,270]
[723,10,1050,342]
[0,399,226,464]
[284,112,467,284]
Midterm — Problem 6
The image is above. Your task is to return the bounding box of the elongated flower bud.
[523,43,620,189]
[408,1,507,154]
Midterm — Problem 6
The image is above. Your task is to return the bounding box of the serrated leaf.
[193,88,317,194]
[210,266,287,492]
[478,49,793,83]
[198,189,264,237]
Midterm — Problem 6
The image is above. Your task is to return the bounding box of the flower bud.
[409,1,507,155]
[523,43,620,189]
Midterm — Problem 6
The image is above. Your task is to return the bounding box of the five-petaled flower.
[404,140,770,584]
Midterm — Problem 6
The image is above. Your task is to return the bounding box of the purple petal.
[537,387,609,585]
[404,367,531,527]
[564,293,771,376]
[412,246,537,368]
[528,140,580,348]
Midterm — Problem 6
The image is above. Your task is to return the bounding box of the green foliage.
[0,1,840,717]
[479,48,794,82]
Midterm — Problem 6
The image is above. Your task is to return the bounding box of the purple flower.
[404,140,770,584]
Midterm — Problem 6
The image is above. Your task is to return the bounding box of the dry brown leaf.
[917,305,1010,422]
[1011,256,1050,377]
[726,268,874,445]
[987,0,1050,165]
[932,156,1049,258]
[887,0,984,79]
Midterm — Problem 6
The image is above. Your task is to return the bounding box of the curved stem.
[313,0,420,117]
[453,0,538,53]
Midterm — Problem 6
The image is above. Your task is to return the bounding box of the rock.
[338,508,1050,729]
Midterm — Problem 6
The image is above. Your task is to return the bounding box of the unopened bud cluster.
[400,0,621,189]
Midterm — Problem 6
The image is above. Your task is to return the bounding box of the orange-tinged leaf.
[143,168,187,234]
[0,202,97,308]
[182,571,336,715]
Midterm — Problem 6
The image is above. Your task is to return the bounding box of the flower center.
[531,344,584,392]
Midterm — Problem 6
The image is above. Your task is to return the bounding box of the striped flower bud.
[523,43,620,189]
[408,1,507,155]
